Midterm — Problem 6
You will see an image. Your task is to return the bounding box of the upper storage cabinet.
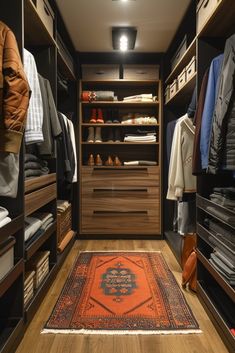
[24,0,56,46]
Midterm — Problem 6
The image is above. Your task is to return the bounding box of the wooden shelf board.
[57,50,76,81]
[82,165,159,170]
[82,142,159,145]
[197,281,235,353]
[24,0,57,47]
[165,72,196,107]
[82,80,160,86]
[25,222,57,261]
[81,101,159,107]
[82,123,159,127]
[0,318,24,353]
[165,38,197,84]
[57,232,76,269]
[0,260,24,298]
[0,215,24,241]
[25,173,56,194]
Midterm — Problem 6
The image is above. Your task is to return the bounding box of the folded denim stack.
[205,218,235,286]
[25,212,54,245]
[24,154,50,179]
[124,132,156,143]
[0,206,11,228]
[209,187,235,211]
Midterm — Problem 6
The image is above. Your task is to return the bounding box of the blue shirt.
[200,54,224,169]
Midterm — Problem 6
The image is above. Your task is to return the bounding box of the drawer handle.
[93,167,148,171]
[203,0,210,8]
[93,210,148,215]
[44,4,51,16]
[93,188,148,192]
[95,71,105,75]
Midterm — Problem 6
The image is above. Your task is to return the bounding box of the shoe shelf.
[82,165,159,169]
[81,101,159,107]
[82,123,159,127]
[82,142,159,145]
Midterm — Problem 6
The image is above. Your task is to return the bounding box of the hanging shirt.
[67,119,77,183]
[167,114,196,200]
[200,54,224,169]
[23,49,44,144]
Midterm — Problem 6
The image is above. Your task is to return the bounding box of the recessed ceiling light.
[112,27,137,51]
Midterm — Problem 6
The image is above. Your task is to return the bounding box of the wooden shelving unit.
[79,79,162,236]
[165,72,196,106]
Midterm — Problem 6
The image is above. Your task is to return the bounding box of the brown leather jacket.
[0,21,30,153]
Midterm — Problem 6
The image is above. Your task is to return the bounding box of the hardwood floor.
[16,239,229,353]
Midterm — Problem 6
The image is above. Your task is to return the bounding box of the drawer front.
[178,69,186,90]
[197,0,221,34]
[82,213,160,235]
[123,65,159,80]
[25,183,56,216]
[81,187,160,234]
[186,57,196,81]
[37,0,55,38]
[82,64,119,80]
[82,166,160,187]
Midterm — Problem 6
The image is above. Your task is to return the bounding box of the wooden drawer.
[82,186,160,211]
[178,68,187,90]
[25,183,56,216]
[123,65,159,80]
[81,187,160,234]
[82,210,160,235]
[36,0,55,38]
[196,0,221,34]
[82,166,160,187]
[82,64,119,80]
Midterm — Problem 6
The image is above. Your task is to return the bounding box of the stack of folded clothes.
[209,187,235,211]
[25,212,54,245]
[123,94,157,102]
[81,91,115,102]
[24,154,50,179]
[124,132,156,143]
[0,206,11,228]
[124,161,157,166]
[121,113,158,125]
[204,218,235,286]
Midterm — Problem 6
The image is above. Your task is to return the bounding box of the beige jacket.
[0,21,30,153]
[167,114,196,200]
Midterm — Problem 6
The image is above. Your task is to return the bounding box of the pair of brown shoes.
[105,155,122,166]
[87,154,102,166]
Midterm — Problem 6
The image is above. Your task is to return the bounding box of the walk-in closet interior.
[0,1,234,353]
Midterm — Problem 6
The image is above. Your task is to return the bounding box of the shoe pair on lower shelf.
[87,127,102,143]
[87,154,122,166]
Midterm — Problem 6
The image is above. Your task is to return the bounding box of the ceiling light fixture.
[112,27,137,51]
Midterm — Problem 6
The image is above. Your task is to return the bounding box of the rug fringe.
[41,328,202,335]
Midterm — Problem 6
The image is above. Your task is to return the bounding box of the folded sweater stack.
[24,154,50,179]
[25,212,54,244]
[0,206,11,228]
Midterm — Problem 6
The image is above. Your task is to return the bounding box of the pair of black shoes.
[106,128,121,142]
[105,109,120,124]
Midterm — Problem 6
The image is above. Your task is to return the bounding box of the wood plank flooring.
[16,239,229,353]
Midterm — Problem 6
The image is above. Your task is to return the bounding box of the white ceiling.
[56,0,191,53]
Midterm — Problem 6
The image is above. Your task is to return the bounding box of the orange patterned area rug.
[43,251,201,335]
